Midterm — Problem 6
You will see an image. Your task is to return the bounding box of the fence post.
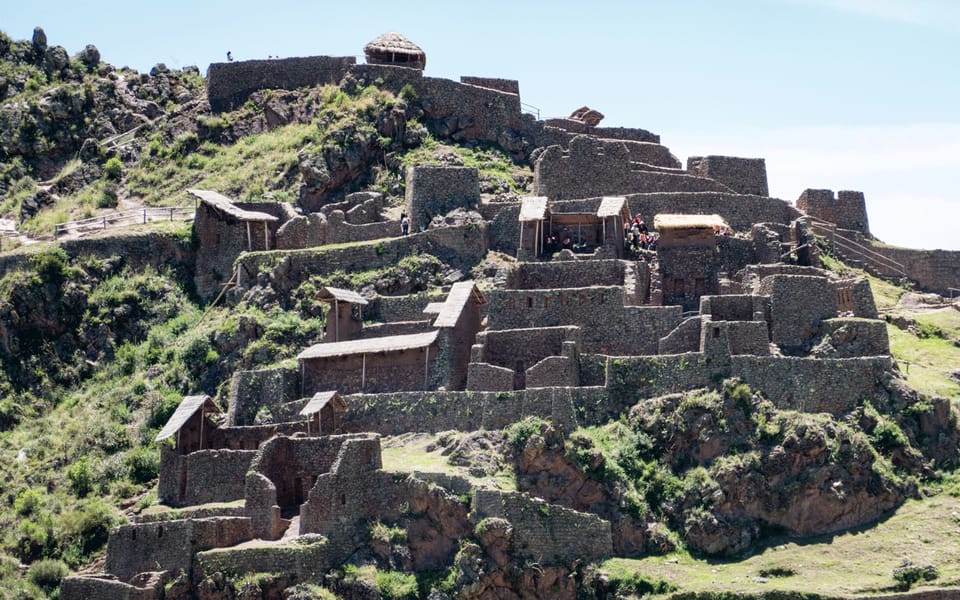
[143,209,147,224]
[103,216,107,229]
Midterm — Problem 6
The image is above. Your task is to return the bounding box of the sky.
[2,0,958,250]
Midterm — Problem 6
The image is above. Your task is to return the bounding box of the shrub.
[607,571,677,596]
[97,182,119,208]
[126,447,159,484]
[505,416,546,451]
[14,488,43,516]
[104,157,123,180]
[375,570,418,600]
[28,246,73,281]
[872,420,908,452]
[892,562,939,589]
[58,498,118,562]
[26,558,68,593]
[67,455,94,497]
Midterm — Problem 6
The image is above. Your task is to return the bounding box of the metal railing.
[521,102,540,120]
[54,206,195,239]
[804,217,906,277]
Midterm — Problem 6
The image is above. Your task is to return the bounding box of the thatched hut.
[364,32,426,70]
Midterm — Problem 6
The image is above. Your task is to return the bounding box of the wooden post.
[143,209,147,224]
[424,346,430,390]
[362,353,366,391]
[263,222,269,251]
[334,299,340,341]
[246,222,252,251]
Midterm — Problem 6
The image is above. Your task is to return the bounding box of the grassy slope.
[605,494,960,597]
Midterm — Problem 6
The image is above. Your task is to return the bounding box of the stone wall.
[534,136,730,200]
[104,517,252,581]
[626,192,797,233]
[301,344,439,395]
[206,56,356,112]
[759,274,838,351]
[61,573,167,600]
[485,202,521,255]
[159,448,255,506]
[193,200,295,299]
[486,287,683,354]
[472,490,612,566]
[796,189,870,236]
[505,259,625,290]
[460,76,520,95]
[687,156,769,196]
[865,244,960,296]
[341,387,606,435]
[235,224,488,296]
[534,120,660,144]
[658,316,702,354]
[405,166,480,231]
[817,318,890,357]
[0,230,193,285]
[227,367,301,426]
[195,538,332,583]
[607,353,892,415]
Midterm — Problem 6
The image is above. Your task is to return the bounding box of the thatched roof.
[299,391,346,416]
[433,281,486,328]
[298,330,439,360]
[155,395,220,441]
[519,196,550,222]
[654,213,727,230]
[597,196,628,219]
[188,189,278,222]
[317,286,368,305]
[364,32,426,66]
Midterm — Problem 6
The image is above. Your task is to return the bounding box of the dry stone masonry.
[62,31,960,599]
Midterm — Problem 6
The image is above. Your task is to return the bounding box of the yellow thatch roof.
[653,213,727,230]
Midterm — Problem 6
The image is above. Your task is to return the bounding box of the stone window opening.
[131,530,136,541]
[340,494,346,506]
[508,297,516,310]
[526,296,533,308]
[599,292,605,304]
[561,293,569,306]
[713,326,721,338]
[157,525,163,538]
[544,296,551,308]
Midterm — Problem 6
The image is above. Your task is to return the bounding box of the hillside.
[0,27,959,600]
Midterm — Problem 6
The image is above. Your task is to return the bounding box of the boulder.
[78,44,100,67]
[31,27,47,54]
[44,46,69,73]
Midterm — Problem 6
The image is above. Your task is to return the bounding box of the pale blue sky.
[3,0,958,250]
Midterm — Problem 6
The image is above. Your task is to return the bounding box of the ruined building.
[62,33,958,600]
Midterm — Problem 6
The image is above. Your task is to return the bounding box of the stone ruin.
[62,33,960,599]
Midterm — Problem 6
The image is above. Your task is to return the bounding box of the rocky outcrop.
[629,383,918,555]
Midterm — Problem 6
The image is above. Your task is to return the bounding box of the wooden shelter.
[188,189,278,252]
[299,391,347,436]
[518,196,550,258]
[654,213,728,249]
[364,32,426,70]
[155,395,221,454]
[318,286,368,342]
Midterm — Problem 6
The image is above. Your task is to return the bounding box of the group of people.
[624,214,657,252]
[543,233,574,255]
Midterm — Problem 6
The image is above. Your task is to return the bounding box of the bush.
[104,157,123,180]
[97,182,119,208]
[375,570,418,600]
[607,571,677,596]
[872,420,908,452]
[26,558,68,593]
[58,498,118,563]
[67,456,94,497]
[14,488,43,516]
[892,562,939,589]
[28,246,73,281]
[125,447,159,484]
[505,416,546,451]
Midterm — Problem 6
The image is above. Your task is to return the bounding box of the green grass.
[603,494,960,597]
[380,432,516,491]
[888,324,960,400]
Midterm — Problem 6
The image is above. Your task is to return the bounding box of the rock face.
[630,384,915,555]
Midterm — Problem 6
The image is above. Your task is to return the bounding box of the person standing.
[400,213,410,235]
